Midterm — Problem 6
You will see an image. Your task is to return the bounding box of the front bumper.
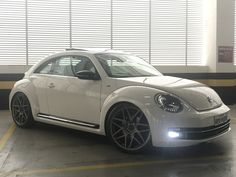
[147,103,231,147]
[169,119,230,140]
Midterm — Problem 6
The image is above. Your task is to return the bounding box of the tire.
[106,103,151,153]
[11,92,35,128]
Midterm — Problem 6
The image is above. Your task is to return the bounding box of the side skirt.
[37,113,99,129]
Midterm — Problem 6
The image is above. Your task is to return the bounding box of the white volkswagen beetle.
[9,49,230,153]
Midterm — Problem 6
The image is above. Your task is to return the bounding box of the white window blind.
[71,0,111,48]
[151,0,186,65]
[0,0,26,65]
[28,0,70,65]
[113,0,149,62]
[151,0,205,65]
[187,0,205,65]
[234,0,236,65]
[0,0,206,66]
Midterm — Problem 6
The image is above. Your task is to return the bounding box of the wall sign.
[218,46,234,63]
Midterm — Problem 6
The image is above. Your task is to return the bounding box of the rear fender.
[9,79,40,118]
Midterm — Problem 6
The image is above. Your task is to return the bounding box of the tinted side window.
[52,57,73,76]
[71,56,96,74]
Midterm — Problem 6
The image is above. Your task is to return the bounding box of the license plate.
[214,114,228,126]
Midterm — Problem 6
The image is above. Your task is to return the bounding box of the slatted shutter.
[113,0,149,62]
[187,0,205,65]
[71,0,111,48]
[28,0,70,65]
[0,0,206,66]
[151,0,186,65]
[0,0,26,65]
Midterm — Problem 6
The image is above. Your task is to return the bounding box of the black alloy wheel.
[106,103,151,152]
[11,92,34,128]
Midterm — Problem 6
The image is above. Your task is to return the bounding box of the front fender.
[99,86,165,135]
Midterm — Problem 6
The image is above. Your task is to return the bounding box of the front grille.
[171,120,230,140]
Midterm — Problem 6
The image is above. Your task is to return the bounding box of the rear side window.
[35,61,53,74]
[34,55,97,77]
[51,57,73,76]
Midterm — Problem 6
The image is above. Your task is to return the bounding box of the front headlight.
[154,94,183,113]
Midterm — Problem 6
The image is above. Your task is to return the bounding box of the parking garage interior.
[1,0,236,176]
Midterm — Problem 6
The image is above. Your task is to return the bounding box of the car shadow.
[28,121,231,162]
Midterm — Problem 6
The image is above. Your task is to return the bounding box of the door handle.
[48,83,55,88]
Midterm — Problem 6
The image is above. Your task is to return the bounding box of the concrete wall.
[216,0,235,72]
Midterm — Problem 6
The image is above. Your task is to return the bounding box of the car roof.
[38,49,130,62]
[64,48,129,55]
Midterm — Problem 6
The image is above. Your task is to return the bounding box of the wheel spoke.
[12,100,20,117]
[135,131,145,143]
[19,115,23,123]
[112,121,122,129]
[20,116,25,123]
[13,107,20,112]
[116,134,126,140]
[112,117,124,122]
[124,107,132,121]
[16,96,22,106]
[136,112,144,123]
[131,110,141,121]
[128,135,134,148]
[14,110,20,115]
[112,128,123,137]
[124,134,127,148]
[15,115,20,122]
[133,136,142,146]
[22,98,26,105]
[122,108,126,120]
[23,111,28,120]
[18,114,22,123]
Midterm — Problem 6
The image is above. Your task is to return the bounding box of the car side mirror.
[76,70,100,80]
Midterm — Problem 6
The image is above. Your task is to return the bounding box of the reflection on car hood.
[116,76,222,111]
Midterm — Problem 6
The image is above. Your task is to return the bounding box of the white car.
[9,49,230,153]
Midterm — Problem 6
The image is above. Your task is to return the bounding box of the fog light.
[168,131,180,138]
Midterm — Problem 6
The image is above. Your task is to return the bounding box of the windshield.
[95,53,162,78]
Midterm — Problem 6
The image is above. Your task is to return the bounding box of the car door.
[46,55,102,125]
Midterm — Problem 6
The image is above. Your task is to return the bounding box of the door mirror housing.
[76,70,100,80]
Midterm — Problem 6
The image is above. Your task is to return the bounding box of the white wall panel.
[0,0,26,65]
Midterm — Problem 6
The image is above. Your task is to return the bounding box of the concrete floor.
[0,106,236,177]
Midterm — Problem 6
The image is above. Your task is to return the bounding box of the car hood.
[115,76,222,111]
